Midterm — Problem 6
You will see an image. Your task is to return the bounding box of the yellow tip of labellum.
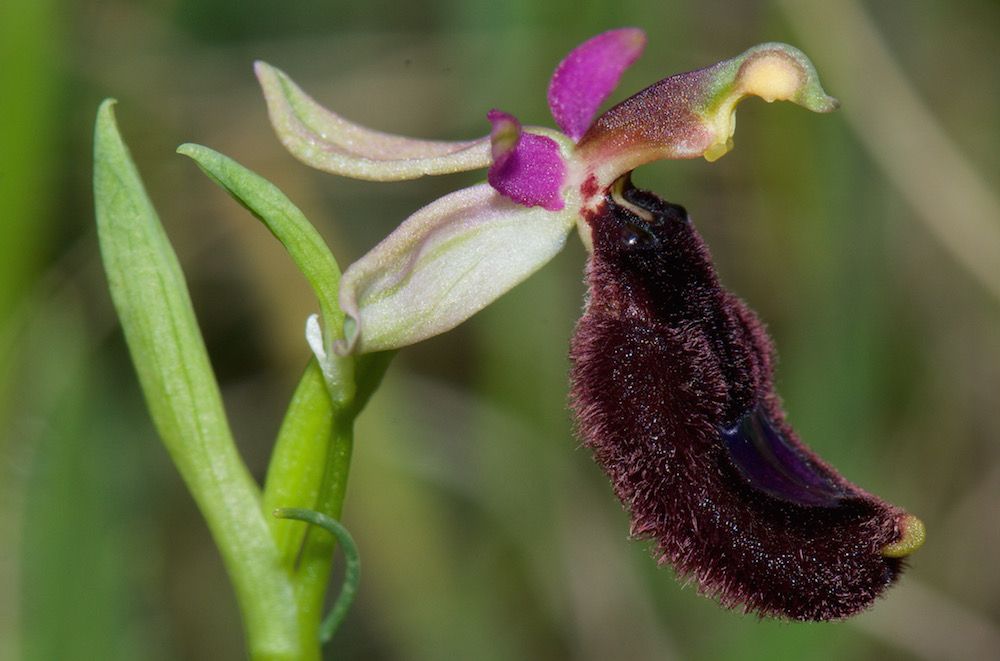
[881,514,926,558]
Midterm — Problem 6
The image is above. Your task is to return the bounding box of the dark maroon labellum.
[570,178,917,621]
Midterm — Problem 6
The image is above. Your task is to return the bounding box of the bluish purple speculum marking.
[721,404,847,508]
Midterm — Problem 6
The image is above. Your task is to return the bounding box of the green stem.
[292,415,355,651]
[263,354,386,654]
[262,359,335,569]
[261,360,355,656]
[176,140,397,655]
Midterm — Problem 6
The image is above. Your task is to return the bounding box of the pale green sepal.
[337,183,576,355]
[94,100,300,658]
[256,61,491,181]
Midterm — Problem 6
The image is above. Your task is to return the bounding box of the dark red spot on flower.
[570,178,916,620]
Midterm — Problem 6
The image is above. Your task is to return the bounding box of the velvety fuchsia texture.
[257,29,925,621]
[547,27,647,140]
[486,109,566,211]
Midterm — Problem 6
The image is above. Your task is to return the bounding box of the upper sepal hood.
[575,43,838,189]
[569,179,923,621]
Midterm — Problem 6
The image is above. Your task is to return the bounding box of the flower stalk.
[97,107,386,657]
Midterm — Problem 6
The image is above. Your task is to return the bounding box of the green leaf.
[93,100,301,659]
[176,143,341,327]
[176,139,395,653]
[176,143,354,401]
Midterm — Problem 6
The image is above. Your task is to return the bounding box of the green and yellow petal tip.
[882,514,926,558]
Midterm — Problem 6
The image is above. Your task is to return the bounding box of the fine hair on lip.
[570,178,918,621]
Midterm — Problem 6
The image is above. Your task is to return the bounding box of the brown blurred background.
[2,0,999,659]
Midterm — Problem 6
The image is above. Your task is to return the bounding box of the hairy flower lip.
[571,181,920,620]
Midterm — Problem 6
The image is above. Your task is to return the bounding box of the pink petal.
[486,110,567,211]
[547,28,647,141]
[256,61,491,181]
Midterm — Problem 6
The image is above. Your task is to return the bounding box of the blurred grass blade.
[0,0,59,325]
[93,101,299,658]
[176,144,344,350]
[778,0,1000,303]
[1,1,61,656]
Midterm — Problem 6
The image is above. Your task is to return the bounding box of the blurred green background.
[3,0,999,659]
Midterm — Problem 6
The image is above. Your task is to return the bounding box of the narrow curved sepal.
[547,27,646,141]
[570,181,922,621]
[337,183,576,354]
[256,61,491,181]
[576,43,838,186]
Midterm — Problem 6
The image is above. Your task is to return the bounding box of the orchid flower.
[256,29,924,621]
[256,28,835,355]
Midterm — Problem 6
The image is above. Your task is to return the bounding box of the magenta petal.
[486,108,522,165]
[547,28,646,141]
[487,110,566,211]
